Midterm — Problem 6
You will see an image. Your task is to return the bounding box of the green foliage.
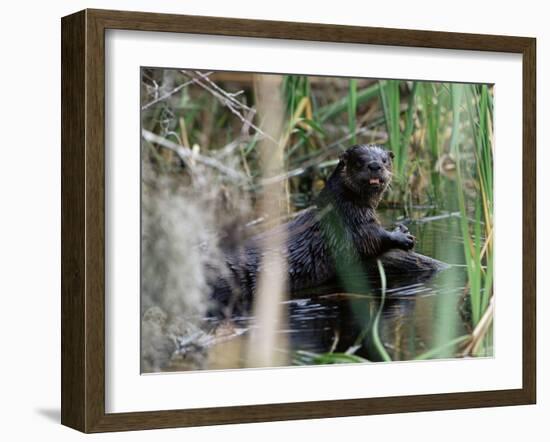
[348,79,358,145]
[371,260,392,361]
[448,83,494,356]
[293,351,369,365]
[141,68,494,362]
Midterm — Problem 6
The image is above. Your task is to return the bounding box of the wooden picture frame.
[61,8,536,433]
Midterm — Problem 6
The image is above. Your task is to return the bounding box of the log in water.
[293,249,448,297]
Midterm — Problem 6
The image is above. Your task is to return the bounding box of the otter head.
[337,144,394,204]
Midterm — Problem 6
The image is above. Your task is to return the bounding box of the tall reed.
[450,83,494,354]
[379,80,417,181]
[142,69,495,363]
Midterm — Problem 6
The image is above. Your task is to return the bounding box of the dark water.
[278,208,473,363]
[171,207,489,371]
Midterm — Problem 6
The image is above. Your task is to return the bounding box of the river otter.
[210,144,416,316]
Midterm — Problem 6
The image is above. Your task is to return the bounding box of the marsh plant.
[140,68,494,371]
[140,146,252,371]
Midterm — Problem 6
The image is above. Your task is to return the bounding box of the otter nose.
[368,161,382,171]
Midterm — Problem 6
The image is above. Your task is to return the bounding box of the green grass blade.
[372,260,392,362]
[348,79,358,145]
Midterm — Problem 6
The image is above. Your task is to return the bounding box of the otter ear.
[387,150,395,160]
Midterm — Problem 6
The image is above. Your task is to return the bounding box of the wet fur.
[210,144,415,316]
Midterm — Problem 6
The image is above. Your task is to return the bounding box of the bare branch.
[142,129,247,182]
[180,70,277,144]
[259,167,306,186]
[193,70,255,113]
[141,72,214,111]
[215,136,251,159]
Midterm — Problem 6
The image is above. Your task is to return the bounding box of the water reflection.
[282,262,469,362]
[171,208,487,370]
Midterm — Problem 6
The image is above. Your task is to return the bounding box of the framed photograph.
[61,9,536,433]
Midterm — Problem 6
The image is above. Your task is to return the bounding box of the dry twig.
[141,72,214,111]
[142,129,247,182]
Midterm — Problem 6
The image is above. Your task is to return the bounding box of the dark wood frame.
[61,8,537,433]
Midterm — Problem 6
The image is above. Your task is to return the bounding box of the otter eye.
[351,157,364,169]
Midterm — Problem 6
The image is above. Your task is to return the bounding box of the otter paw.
[391,230,416,250]
[394,223,409,234]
